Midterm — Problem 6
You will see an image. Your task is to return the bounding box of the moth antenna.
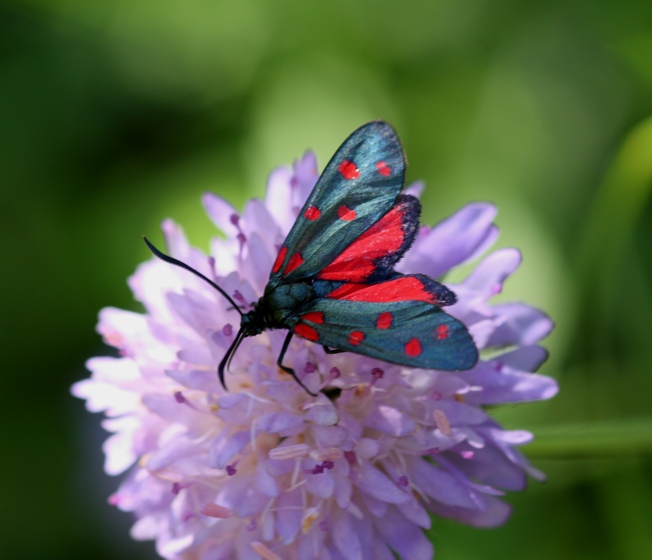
[218,328,245,389]
[143,236,243,317]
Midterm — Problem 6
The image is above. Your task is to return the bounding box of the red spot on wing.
[304,205,321,221]
[339,160,360,180]
[376,312,393,329]
[294,324,319,341]
[405,338,422,357]
[273,246,287,274]
[348,331,365,345]
[436,324,449,340]
[319,203,407,281]
[337,205,357,221]
[301,312,324,324]
[376,161,391,176]
[285,253,304,274]
[328,277,437,304]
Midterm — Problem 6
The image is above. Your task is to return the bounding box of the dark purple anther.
[223,324,233,336]
[371,367,384,380]
[174,392,185,404]
[322,460,334,470]
[397,475,409,488]
[329,367,341,379]
[304,362,316,373]
[226,464,237,476]
[230,214,240,227]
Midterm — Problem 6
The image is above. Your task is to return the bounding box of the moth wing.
[293,298,478,371]
[316,194,421,283]
[270,121,405,283]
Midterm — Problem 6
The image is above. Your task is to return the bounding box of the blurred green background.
[2,0,652,558]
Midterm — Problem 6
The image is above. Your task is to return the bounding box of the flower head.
[73,150,557,560]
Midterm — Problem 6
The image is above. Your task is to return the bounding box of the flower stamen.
[200,503,233,518]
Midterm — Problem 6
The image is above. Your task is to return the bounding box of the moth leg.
[322,346,345,355]
[277,331,317,396]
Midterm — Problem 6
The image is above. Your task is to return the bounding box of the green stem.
[525,417,652,459]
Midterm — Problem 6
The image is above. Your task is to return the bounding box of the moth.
[145,121,478,395]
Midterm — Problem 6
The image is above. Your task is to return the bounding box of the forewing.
[270,121,405,283]
[292,298,478,371]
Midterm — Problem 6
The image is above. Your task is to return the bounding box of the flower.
[72,150,557,560]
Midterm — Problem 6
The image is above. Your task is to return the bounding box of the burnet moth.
[144,121,478,395]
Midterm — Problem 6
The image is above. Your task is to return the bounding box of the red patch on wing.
[319,203,407,281]
[337,205,357,221]
[436,324,449,340]
[301,312,324,324]
[376,312,393,329]
[295,324,319,341]
[405,338,422,357]
[304,205,321,221]
[339,160,360,180]
[273,246,287,274]
[348,331,365,345]
[285,253,304,274]
[327,277,436,304]
[376,161,391,176]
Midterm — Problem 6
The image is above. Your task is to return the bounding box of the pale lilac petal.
[460,361,559,405]
[276,488,302,544]
[264,166,294,230]
[290,151,319,209]
[499,345,549,371]
[332,510,363,560]
[209,430,251,469]
[356,463,409,504]
[407,456,476,508]
[401,203,498,278]
[202,192,239,237]
[488,302,554,347]
[363,405,416,436]
[374,508,434,560]
[463,248,521,298]
[404,180,425,198]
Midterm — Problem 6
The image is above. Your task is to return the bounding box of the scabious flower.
[72,150,557,560]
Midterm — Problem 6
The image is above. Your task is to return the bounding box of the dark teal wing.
[291,296,478,371]
[270,121,405,284]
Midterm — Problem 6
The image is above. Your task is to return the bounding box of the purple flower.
[72,151,557,560]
